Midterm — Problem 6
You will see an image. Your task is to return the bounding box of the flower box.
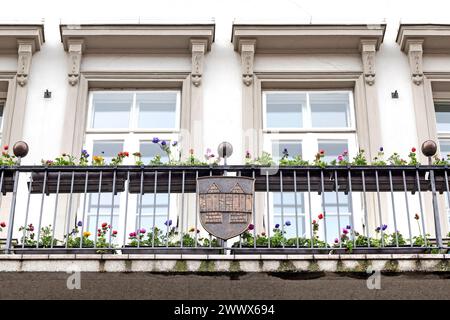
[0,170,17,195]
[29,171,127,194]
[12,245,116,254]
[127,167,224,194]
[230,247,330,255]
[121,245,223,255]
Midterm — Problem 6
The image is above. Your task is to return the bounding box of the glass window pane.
[137,92,178,129]
[273,192,305,214]
[140,141,170,163]
[272,140,302,161]
[92,141,124,163]
[88,194,120,214]
[323,192,350,213]
[91,92,132,129]
[439,139,450,157]
[310,92,351,128]
[265,93,305,129]
[273,216,306,238]
[87,215,119,235]
[435,103,450,132]
[0,102,4,130]
[325,215,351,242]
[318,140,348,163]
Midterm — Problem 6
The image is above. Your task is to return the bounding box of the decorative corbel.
[360,40,377,86]
[190,39,207,87]
[67,39,84,86]
[406,40,424,86]
[16,40,34,87]
[239,39,256,86]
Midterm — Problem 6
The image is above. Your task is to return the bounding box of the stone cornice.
[232,23,386,54]
[0,24,44,53]
[397,24,450,53]
[60,23,215,54]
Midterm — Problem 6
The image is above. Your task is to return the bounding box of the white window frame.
[86,90,182,134]
[263,90,359,240]
[81,90,181,241]
[262,90,356,133]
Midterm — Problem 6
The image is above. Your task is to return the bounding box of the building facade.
[0,0,449,300]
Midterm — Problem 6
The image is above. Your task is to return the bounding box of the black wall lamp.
[44,89,52,99]
[391,90,399,99]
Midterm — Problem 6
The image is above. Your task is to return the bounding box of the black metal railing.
[0,165,448,255]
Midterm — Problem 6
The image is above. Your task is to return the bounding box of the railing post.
[5,168,20,253]
[422,140,443,249]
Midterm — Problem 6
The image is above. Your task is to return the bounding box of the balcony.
[0,162,449,256]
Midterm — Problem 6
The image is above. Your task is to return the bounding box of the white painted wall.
[0,0,447,163]
[1,0,450,241]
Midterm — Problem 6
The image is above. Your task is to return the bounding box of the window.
[434,101,450,225]
[83,90,180,236]
[263,90,357,241]
[0,101,4,144]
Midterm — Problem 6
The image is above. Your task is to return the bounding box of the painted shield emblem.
[197,176,254,240]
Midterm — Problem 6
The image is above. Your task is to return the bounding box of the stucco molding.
[238,39,256,86]
[405,40,424,86]
[67,39,84,86]
[360,39,377,86]
[190,39,207,87]
[16,40,34,87]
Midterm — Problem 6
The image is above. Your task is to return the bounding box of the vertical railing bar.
[5,168,20,253]
[361,170,370,248]
[347,169,356,247]
[22,172,33,249]
[266,171,271,248]
[402,170,413,247]
[320,170,328,245]
[293,170,299,248]
[375,170,384,247]
[165,170,172,248]
[193,171,199,248]
[334,170,342,248]
[122,171,130,248]
[36,170,48,248]
[280,170,285,248]
[50,172,60,249]
[108,170,117,248]
[63,171,75,249]
[307,170,313,249]
[429,167,443,249]
[137,169,144,248]
[252,170,257,249]
[389,170,399,247]
[80,171,89,249]
[180,170,185,248]
[151,170,158,248]
[94,171,103,249]
[415,170,427,247]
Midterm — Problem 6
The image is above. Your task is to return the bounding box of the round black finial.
[421,140,437,157]
[217,142,233,159]
[13,141,29,158]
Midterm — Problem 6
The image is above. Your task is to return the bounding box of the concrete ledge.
[0,254,447,273]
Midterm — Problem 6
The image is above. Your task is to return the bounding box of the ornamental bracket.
[406,40,424,86]
[239,39,256,86]
[16,40,34,87]
[67,39,84,86]
[360,39,377,86]
[190,39,208,87]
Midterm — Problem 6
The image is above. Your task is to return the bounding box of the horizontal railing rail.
[0,165,448,255]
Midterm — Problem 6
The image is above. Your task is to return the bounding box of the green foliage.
[387,152,407,166]
[352,150,368,165]
[0,146,18,166]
